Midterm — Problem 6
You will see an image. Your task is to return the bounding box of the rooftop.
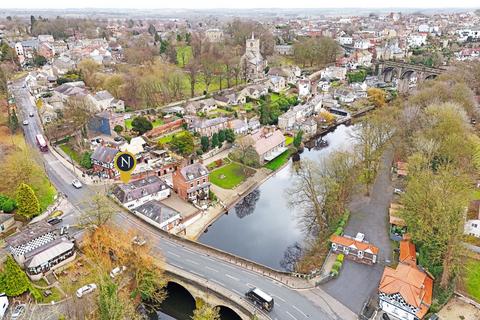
[6,221,55,248]
[134,200,181,226]
[180,163,209,181]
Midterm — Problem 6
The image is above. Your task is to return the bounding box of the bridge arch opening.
[425,74,437,81]
[156,281,196,319]
[216,305,243,320]
[382,67,398,83]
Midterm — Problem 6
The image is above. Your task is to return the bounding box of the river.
[198,124,357,270]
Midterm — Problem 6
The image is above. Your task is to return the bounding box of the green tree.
[147,24,156,36]
[131,117,153,135]
[224,129,235,143]
[0,194,17,213]
[218,130,226,143]
[8,108,18,134]
[15,183,40,219]
[0,256,31,297]
[293,130,303,148]
[200,136,209,152]
[113,125,124,134]
[192,299,220,320]
[170,132,194,156]
[211,133,219,148]
[98,276,124,320]
[80,151,92,169]
[33,54,47,66]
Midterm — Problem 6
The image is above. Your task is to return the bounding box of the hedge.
[336,253,345,263]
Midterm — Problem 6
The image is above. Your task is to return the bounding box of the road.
[11,81,353,320]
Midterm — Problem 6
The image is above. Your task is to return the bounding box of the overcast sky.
[4,0,480,9]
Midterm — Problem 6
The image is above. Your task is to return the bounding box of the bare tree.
[77,195,116,230]
[185,58,200,98]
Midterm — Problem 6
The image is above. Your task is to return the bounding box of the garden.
[264,149,294,171]
[458,257,480,302]
[209,162,255,189]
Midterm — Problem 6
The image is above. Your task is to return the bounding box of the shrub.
[334,227,343,236]
[336,254,345,263]
[330,269,339,277]
[333,261,342,270]
[29,286,42,302]
[0,194,17,213]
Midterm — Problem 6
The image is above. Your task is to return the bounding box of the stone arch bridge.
[376,60,446,93]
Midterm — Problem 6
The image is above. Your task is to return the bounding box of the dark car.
[382,313,390,320]
[47,217,63,225]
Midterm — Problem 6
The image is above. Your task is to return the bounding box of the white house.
[228,119,249,135]
[407,34,427,48]
[268,76,286,93]
[111,176,170,209]
[465,200,480,237]
[297,79,311,98]
[185,98,218,115]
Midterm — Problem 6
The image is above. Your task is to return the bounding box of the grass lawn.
[157,130,187,145]
[59,144,81,163]
[461,258,480,301]
[125,118,163,130]
[285,135,294,146]
[209,162,255,189]
[270,92,281,102]
[207,108,234,118]
[264,149,293,171]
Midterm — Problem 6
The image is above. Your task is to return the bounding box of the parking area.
[321,149,395,314]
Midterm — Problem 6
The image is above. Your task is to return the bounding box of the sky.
[4,0,480,9]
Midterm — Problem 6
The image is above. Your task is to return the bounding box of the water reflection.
[235,189,260,219]
[199,125,356,270]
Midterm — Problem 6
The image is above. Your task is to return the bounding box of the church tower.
[245,33,260,57]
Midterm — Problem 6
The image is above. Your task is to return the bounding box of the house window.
[190,183,193,188]
[331,243,337,250]
[358,251,364,258]
[343,247,349,255]
[473,223,478,228]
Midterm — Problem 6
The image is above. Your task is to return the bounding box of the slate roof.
[24,237,74,268]
[112,176,168,204]
[5,221,55,248]
[94,90,114,101]
[91,145,118,164]
[180,163,209,182]
[134,200,180,225]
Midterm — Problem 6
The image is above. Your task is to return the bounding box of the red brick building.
[172,163,210,202]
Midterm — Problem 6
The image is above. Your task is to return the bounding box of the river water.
[198,125,356,270]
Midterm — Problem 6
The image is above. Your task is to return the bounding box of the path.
[321,148,395,314]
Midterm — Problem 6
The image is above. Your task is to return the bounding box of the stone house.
[111,176,170,210]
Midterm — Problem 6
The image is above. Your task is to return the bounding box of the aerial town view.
[0,0,480,319]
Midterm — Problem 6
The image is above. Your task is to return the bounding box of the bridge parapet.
[166,264,270,320]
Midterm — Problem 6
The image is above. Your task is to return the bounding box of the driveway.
[321,148,395,314]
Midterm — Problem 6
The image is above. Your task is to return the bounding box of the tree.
[0,194,16,213]
[15,183,40,219]
[192,299,220,320]
[77,195,115,229]
[33,54,47,66]
[367,88,387,108]
[131,116,153,135]
[211,133,219,148]
[98,276,129,320]
[224,129,235,143]
[80,151,93,169]
[401,163,471,288]
[113,125,124,134]
[147,24,156,36]
[200,136,210,152]
[230,136,259,169]
[0,256,31,297]
[218,130,226,143]
[7,108,18,134]
[293,130,303,148]
[170,132,195,156]
[185,59,200,98]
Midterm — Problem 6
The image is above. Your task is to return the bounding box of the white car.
[10,304,26,320]
[110,266,127,279]
[28,112,34,117]
[22,120,29,125]
[394,188,404,195]
[76,283,97,298]
[72,179,83,189]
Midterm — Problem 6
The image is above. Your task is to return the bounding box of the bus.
[35,134,48,152]
[245,287,274,312]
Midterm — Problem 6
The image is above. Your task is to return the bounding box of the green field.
[209,162,255,189]
[157,130,188,144]
[59,144,81,163]
[463,258,480,301]
[125,118,164,130]
[264,149,293,171]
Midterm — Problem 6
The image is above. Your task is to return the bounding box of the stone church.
[241,33,267,82]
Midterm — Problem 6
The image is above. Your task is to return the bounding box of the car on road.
[72,179,83,189]
[22,120,28,125]
[28,112,34,117]
[110,266,127,279]
[245,287,274,312]
[132,236,146,246]
[47,217,63,225]
[76,283,97,298]
[10,304,26,320]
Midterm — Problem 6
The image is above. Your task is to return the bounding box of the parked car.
[10,304,26,320]
[110,266,127,279]
[28,112,34,117]
[381,313,390,320]
[22,120,28,125]
[394,188,404,195]
[72,179,83,189]
[47,217,62,225]
[132,236,146,246]
[0,293,8,320]
[76,283,97,298]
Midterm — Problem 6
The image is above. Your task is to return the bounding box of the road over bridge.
[11,82,356,320]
